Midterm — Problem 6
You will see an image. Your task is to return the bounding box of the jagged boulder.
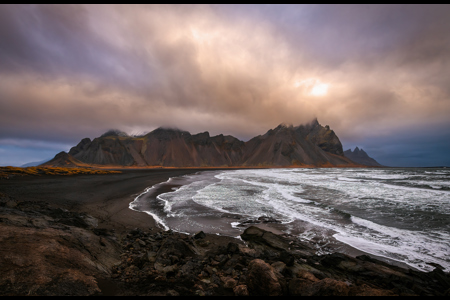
[246,259,282,296]
[240,226,290,251]
[155,238,195,264]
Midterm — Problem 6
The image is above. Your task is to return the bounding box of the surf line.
[128,177,178,231]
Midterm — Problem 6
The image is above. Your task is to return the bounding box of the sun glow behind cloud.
[310,83,329,96]
[294,78,329,97]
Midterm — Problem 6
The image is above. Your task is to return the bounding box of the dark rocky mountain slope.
[241,121,349,167]
[49,119,358,168]
[41,151,91,168]
[344,147,383,167]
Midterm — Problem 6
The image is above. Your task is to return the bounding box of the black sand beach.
[1,169,449,296]
[0,169,201,233]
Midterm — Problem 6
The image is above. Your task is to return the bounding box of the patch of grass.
[0,167,121,179]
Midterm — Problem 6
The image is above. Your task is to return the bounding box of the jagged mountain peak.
[347,147,369,155]
[275,123,294,129]
[148,127,190,135]
[146,127,192,141]
[58,121,358,167]
[307,117,320,127]
[344,147,383,167]
[100,129,129,138]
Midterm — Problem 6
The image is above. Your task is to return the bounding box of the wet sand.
[0,169,203,235]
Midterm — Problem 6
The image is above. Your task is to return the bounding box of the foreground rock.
[1,195,449,296]
[0,195,121,296]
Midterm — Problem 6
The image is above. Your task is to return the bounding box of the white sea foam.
[129,181,171,230]
[142,210,170,231]
[425,171,448,175]
[130,168,450,272]
[337,177,361,182]
[231,222,240,228]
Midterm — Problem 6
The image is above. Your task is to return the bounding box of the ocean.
[130,168,450,272]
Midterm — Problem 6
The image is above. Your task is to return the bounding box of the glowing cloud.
[1,4,450,167]
[294,78,329,97]
[310,83,329,97]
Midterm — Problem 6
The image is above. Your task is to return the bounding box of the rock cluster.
[112,226,450,296]
[1,194,449,296]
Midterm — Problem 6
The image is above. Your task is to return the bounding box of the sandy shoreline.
[0,168,413,269]
[0,169,203,235]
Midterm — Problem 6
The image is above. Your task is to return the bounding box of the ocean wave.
[130,168,450,272]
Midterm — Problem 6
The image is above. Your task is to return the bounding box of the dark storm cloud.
[1,4,449,166]
[0,5,153,92]
[343,125,450,167]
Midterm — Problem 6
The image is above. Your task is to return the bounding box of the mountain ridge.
[44,120,365,168]
[344,147,383,167]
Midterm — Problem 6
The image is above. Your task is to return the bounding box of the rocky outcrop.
[62,120,357,168]
[246,259,282,296]
[107,225,450,296]
[344,147,384,167]
[0,195,121,296]
[1,194,449,296]
[297,119,344,156]
[40,151,90,168]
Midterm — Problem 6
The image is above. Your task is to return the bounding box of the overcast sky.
[1,4,450,167]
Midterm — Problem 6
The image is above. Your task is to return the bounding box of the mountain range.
[42,119,378,168]
[343,147,383,167]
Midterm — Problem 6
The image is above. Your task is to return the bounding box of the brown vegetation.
[0,166,121,179]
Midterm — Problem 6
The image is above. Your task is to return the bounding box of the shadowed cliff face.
[300,119,344,156]
[344,147,384,167]
[65,120,354,167]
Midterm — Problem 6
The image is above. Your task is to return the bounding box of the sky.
[1,4,450,167]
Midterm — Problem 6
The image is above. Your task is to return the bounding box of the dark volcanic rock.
[233,285,249,296]
[257,216,282,223]
[2,197,449,296]
[0,200,121,296]
[155,238,194,262]
[193,231,206,239]
[344,147,383,167]
[240,226,291,251]
[295,278,350,296]
[246,259,282,296]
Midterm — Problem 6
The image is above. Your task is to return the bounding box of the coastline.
[0,169,203,234]
[1,169,449,295]
[128,169,421,272]
[0,168,433,268]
